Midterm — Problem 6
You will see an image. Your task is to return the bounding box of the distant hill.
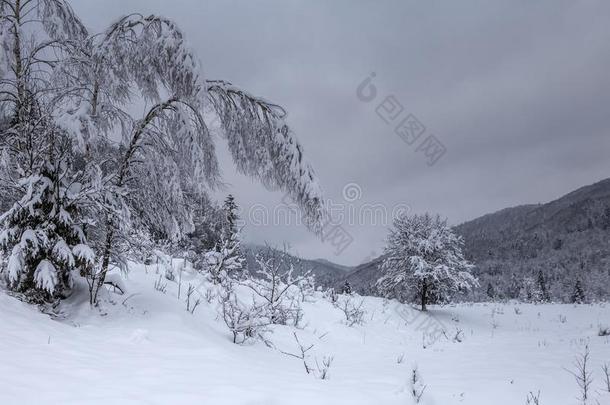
[326,178,610,302]
[455,178,610,301]
[243,244,350,286]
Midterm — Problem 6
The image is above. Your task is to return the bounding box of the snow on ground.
[1,263,610,405]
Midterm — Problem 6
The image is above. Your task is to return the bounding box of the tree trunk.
[421,279,428,311]
[89,99,179,304]
[92,224,114,304]
[13,0,25,109]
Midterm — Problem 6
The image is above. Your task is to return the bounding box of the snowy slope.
[1,264,610,405]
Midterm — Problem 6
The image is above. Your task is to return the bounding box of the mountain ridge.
[324,177,610,301]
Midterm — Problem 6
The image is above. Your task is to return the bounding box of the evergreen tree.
[536,270,550,302]
[571,279,585,304]
[341,280,352,295]
[186,193,224,269]
[486,282,495,300]
[0,156,95,303]
[222,194,241,253]
[223,195,238,237]
[204,237,245,284]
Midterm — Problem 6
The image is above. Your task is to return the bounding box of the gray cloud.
[71,0,610,265]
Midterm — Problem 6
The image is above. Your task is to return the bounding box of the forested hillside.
[332,178,610,302]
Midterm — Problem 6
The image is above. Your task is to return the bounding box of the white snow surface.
[1,263,610,405]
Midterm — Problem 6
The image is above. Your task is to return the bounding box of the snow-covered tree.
[218,283,269,344]
[222,194,239,245]
[486,282,495,300]
[341,280,352,295]
[571,279,585,304]
[242,245,311,325]
[185,193,224,267]
[204,237,244,284]
[377,213,478,311]
[0,153,97,303]
[536,270,550,302]
[1,1,325,305]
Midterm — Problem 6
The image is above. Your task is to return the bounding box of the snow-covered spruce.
[0,159,95,303]
[377,213,478,311]
[204,237,245,285]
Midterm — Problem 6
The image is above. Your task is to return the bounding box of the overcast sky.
[72,1,610,266]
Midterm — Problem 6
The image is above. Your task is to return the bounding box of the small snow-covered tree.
[341,280,352,295]
[571,279,585,304]
[218,285,269,344]
[203,237,244,284]
[0,154,96,302]
[486,282,496,300]
[377,213,478,311]
[333,293,365,326]
[222,194,239,246]
[186,193,224,261]
[242,246,311,325]
[536,270,550,302]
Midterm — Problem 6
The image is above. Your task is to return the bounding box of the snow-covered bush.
[203,237,244,284]
[333,294,366,327]
[323,287,338,303]
[378,213,478,311]
[241,246,312,325]
[219,286,269,344]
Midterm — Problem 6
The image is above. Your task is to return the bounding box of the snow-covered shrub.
[203,237,244,285]
[377,213,478,311]
[296,273,316,303]
[241,246,311,325]
[323,287,338,303]
[334,294,365,327]
[219,285,269,344]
